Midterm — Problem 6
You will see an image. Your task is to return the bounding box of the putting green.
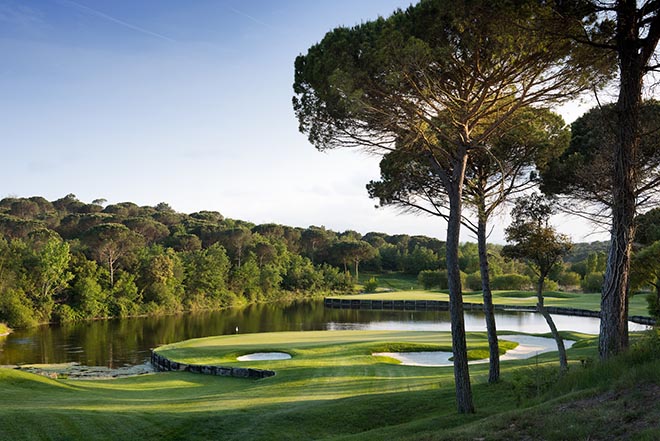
[155,330,522,373]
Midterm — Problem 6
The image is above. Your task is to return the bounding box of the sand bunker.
[373,351,454,366]
[373,335,575,367]
[236,352,291,361]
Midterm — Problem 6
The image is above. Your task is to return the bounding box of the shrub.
[582,272,604,293]
[0,289,38,328]
[544,279,559,292]
[52,304,78,323]
[465,272,482,291]
[418,270,447,290]
[511,364,561,404]
[363,277,379,293]
[558,271,582,288]
[320,264,353,291]
[646,292,660,319]
[110,296,141,317]
[491,274,531,290]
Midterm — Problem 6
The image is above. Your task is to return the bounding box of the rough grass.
[1,329,657,441]
[404,331,660,441]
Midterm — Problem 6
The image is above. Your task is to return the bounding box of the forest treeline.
[0,194,618,329]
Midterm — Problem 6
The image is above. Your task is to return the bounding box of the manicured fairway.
[0,329,574,441]
[2,327,658,440]
[331,290,651,317]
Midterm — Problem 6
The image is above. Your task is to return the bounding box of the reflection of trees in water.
[0,301,331,366]
[0,301,608,367]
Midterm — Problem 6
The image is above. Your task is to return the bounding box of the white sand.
[236,352,291,361]
[373,335,574,367]
[373,351,454,366]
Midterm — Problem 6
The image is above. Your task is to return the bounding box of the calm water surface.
[0,300,646,367]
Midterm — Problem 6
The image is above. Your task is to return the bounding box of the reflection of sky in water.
[327,311,649,334]
[0,301,650,367]
[374,335,576,367]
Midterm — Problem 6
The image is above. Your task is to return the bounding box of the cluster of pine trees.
[0,194,617,329]
[0,195,354,328]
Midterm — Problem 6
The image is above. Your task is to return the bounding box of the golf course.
[3,0,660,437]
[2,308,659,440]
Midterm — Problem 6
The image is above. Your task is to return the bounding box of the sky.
[0,0,608,244]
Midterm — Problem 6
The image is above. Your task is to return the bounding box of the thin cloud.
[228,6,277,31]
[0,2,44,26]
[59,0,175,43]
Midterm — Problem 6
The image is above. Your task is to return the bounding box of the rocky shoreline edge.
[2,362,154,380]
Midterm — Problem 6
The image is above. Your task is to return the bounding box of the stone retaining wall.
[150,351,275,379]
[323,297,656,326]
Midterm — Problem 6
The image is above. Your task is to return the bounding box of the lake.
[0,299,648,367]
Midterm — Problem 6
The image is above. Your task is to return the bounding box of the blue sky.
[0,0,604,243]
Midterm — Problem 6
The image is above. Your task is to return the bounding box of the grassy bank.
[359,272,423,291]
[333,290,651,317]
[1,328,658,440]
[0,323,10,336]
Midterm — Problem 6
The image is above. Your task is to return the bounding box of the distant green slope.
[330,290,652,317]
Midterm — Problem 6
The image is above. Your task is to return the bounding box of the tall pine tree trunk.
[600,0,643,360]
[445,147,474,413]
[477,211,499,383]
[537,277,568,372]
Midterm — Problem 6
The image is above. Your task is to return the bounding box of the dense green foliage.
[0,195,636,328]
[502,195,573,289]
[293,0,613,410]
[631,208,660,318]
[541,102,660,210]
[0,195,357,328]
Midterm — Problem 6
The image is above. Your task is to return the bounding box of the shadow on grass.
[9,332,653,441]
[0,379,502,441]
